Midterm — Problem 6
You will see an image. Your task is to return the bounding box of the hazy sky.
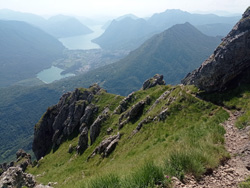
[0,0,249,18]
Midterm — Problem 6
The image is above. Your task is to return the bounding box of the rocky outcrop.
[182,7,250,92]
[88,133,121,159]
[119,100,145,129]
[76,127,88,154]
[113,92,135,114]
[15,149,32,172]
[33,84,102,160]
[0,167,36,188]
[90,108,109,145]
[0,167,53,188]
[0,150,32,176]
[142,74,165,90]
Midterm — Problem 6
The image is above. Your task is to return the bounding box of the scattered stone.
[107,127,113,135]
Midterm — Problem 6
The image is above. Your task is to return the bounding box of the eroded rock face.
[142,74,166,90]
[88,133,121,159]
[119,100,145,129]
[33,84,102,160]
[77,127,88,154]
[113,92,134,114]
[90,108,109,145]
[0,150,32,176]
[0,166,53,188]
[182,7,250,92]
[0,167,36,188]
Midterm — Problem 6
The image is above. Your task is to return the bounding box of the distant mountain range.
[42,15,93,38]
[94,9,239,50]
[93,17,156,50]
[0,22,221,162]
[0,9,93,38]
[81,22,221,95]
[0,20,65,87]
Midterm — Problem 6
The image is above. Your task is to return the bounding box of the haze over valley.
[0,1,250,187]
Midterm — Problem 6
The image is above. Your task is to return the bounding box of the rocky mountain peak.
[182,7,250,92]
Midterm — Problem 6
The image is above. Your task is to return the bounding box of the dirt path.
[173,107,250,188]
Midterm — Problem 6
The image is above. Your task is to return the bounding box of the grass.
[199,84,250,129]
[239,177,250,188]
[86,161,167,188]
[27,85,231,187]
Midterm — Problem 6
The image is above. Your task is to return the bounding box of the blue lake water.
[37,66,75,84]
[59,25,104,50]
[37,25,104,83]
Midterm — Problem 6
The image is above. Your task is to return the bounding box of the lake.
[37,66,75,84]
[59,25,104,50]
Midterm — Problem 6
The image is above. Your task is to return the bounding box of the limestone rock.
[182,8,250,92]
[88,133,121,159]
[0,167,36,188]
[90,108,109,145]
[15,150,32,172]
[33,85,102,160]
[119,100,145,129]
[80,104,98,129]
[114,92,134,114]
[142,74,165,90]
[77,127,89,154]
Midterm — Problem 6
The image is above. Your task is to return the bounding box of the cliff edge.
[182,7,250,92]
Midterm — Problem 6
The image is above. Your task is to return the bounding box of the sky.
[0,0,249,18]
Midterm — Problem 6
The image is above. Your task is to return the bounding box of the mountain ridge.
[182,7,250,92]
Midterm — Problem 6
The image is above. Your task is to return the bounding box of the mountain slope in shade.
[0,20,65,87]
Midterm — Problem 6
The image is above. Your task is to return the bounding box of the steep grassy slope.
[27,84,229,187]
[0,22,220,162]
